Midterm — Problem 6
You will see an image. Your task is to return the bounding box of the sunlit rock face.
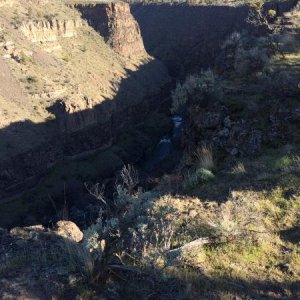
[20,19,83,43]
[74,2,147,58]
[0,0,14,7]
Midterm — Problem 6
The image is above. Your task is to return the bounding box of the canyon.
[0,0,298,225]
[0,1,300,299]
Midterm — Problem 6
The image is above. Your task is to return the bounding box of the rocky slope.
[180,3,300,160]
[20,18,83,43]
[0,0,170,198]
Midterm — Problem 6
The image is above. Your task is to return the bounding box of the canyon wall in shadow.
[131,1,298,76]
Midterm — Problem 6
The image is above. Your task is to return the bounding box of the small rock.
[188,210,198,218]
[10,225,45,239]
[55,221,83,243]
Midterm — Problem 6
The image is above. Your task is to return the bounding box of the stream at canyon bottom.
[141,115,184,174]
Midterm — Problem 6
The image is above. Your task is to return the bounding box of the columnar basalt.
[73,2,147,57]
[20,19,83,43]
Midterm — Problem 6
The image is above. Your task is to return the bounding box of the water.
[172,115,183,138]
[142,115,183,172]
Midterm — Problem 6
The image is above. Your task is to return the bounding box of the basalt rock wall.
[73,2,147,58]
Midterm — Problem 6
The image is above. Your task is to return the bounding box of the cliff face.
[131,4,251,76]
[0,0,14,7]
[20,19,82,43]
[74,2,147,58]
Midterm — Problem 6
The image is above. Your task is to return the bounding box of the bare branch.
[119,164,139,193]
[84,182,107,205]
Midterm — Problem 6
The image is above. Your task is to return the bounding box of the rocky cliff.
[0,0,14,7]
[73,2,147,58]
[20,18,83,43]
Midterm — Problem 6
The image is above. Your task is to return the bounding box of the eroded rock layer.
[20,19,83,43]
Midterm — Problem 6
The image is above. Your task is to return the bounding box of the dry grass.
[231,162,247,174]
[193,144,214,170]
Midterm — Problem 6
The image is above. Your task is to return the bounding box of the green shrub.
[171,69,222,113]
[275,155,300,173]
[248,0,264,12]
[268,9,276,18]
[183,168,214,190]
[202,197,266,242]
[222,33,272,77]
[19,53,31,65]
[26,75,38,83]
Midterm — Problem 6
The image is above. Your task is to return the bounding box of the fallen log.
[166,237,214,259]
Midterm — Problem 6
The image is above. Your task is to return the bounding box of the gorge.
[1,0,300,299]
[0,0,298,227]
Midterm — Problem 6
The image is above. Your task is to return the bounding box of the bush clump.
[220,32,273,77]
[171,69,222,113]
[183,167,215,190]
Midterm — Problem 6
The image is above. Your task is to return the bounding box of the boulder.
[10,225,45,239]
[54,220,83,242]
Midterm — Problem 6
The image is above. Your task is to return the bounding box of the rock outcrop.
[0,221,89,299]
[74,2,147,58]
[20,18,82,43]
[0,0,14,7]
[55,220,84,242]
